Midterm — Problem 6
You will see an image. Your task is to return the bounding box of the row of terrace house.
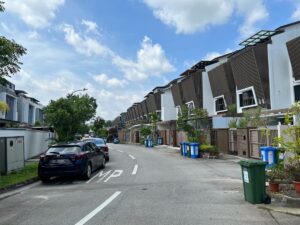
[114,21,300,148]
[0,80,44,127]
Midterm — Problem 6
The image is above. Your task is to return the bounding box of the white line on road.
[86,170,104,184]
[117,150,124,153]
[74,191,121,225]
[132,164,138,175]
[128,154,135,160]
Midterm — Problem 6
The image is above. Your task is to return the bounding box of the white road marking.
[74,191,122,225]
[96,170,112,183]
[132,164,138,175]
[104,170,123,183]
[128,154,135,160]
[117,150,124,153]
[86,170,105,184]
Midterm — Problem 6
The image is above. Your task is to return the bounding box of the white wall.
[268,23,300,110]
[203,59,228,116]
[161,87,177,121]
[0,129,54,160]
[212,116,235,128]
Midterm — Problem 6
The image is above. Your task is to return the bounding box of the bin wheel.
[263,194,271,204]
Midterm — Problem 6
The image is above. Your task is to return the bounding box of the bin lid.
[260,146,277,151]
[239,159,267,167]
[189,142,199,145]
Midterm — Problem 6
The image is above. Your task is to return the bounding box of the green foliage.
[34,121,41,126]
[140,125,151,137]
[0,1,4,12]
[273,102,300,181]
[0,3,27,78]
[227,104,237,116]
[200,144,218,155]
[0,100,9,113]
[266,164,286,182]
[228,118,238,128]
[285,162,300,182]
[0,162,38,189]
[44,94,97,142]
[177,105,208,143]
[238,117,248,128]
[96,128,108,138]
[93,117,105,130]
[105,120,112,128]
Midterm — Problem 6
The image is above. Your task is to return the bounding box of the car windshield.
[85,139,105,145]
[47,146,81,154]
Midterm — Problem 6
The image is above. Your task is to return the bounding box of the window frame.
[237,86,257,111]
[214,95,227,114]
[185,101,195,116]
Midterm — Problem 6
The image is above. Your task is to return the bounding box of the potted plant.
[200,144,218,158]
[285,160,300,196]
[266,165,286,192]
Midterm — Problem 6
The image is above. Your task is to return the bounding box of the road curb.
[258,204,300,216]
[0,177,39,199]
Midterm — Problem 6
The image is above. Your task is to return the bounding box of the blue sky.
[1,0,300,120]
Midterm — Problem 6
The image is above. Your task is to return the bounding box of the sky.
[1,0,300,120]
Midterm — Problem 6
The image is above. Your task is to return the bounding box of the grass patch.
[0,162,38,189]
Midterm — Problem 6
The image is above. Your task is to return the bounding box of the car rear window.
[84,139,104,145]
[47,146,81,154]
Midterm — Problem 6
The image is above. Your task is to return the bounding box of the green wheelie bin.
[239,160,268,204]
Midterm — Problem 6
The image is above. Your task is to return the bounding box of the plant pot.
[293,181,300,196]
[269,182,279,193]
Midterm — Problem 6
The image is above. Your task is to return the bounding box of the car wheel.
[105,156,110,162]
[40,176,50,183]
[83,163,92,180]
[100,158,106,169]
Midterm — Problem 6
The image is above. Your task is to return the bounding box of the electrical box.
[0,136,25,174]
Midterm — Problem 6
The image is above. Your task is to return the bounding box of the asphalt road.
[0,144,299,225]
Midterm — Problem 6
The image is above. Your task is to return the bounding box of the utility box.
[0,137,25,174]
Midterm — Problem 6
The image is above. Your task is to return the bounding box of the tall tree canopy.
[44,94,97,141]
[0,1,27,79]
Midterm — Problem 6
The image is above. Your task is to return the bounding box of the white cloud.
[143,0,233,34]
[27,31,39,40]
[236,0,269,38]
[291,1,300,20]
[61,23,175,82]
[113,36,175,81]
[143,0,268,37]
[81,19,99,34]
[6,0,65,28]
[60,23,113,57]
[203,48,233,60]
[93,73,128,88]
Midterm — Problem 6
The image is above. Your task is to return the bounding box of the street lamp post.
[68,88,88,97]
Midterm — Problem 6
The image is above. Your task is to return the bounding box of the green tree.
[93,117,105,130]
[0,2,27,79]
[44,94,97,141]
[105,120,112,128]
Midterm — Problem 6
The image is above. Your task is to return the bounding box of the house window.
[186,101,195,115]
[176,106,182,117]
[294,85,300,102]
[239,89,256,107]
[214,96,226,112]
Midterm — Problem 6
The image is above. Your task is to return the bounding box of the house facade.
[117,21,300,147]
[0,80,44,126]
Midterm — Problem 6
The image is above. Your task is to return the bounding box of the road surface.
[0,144,299,225]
